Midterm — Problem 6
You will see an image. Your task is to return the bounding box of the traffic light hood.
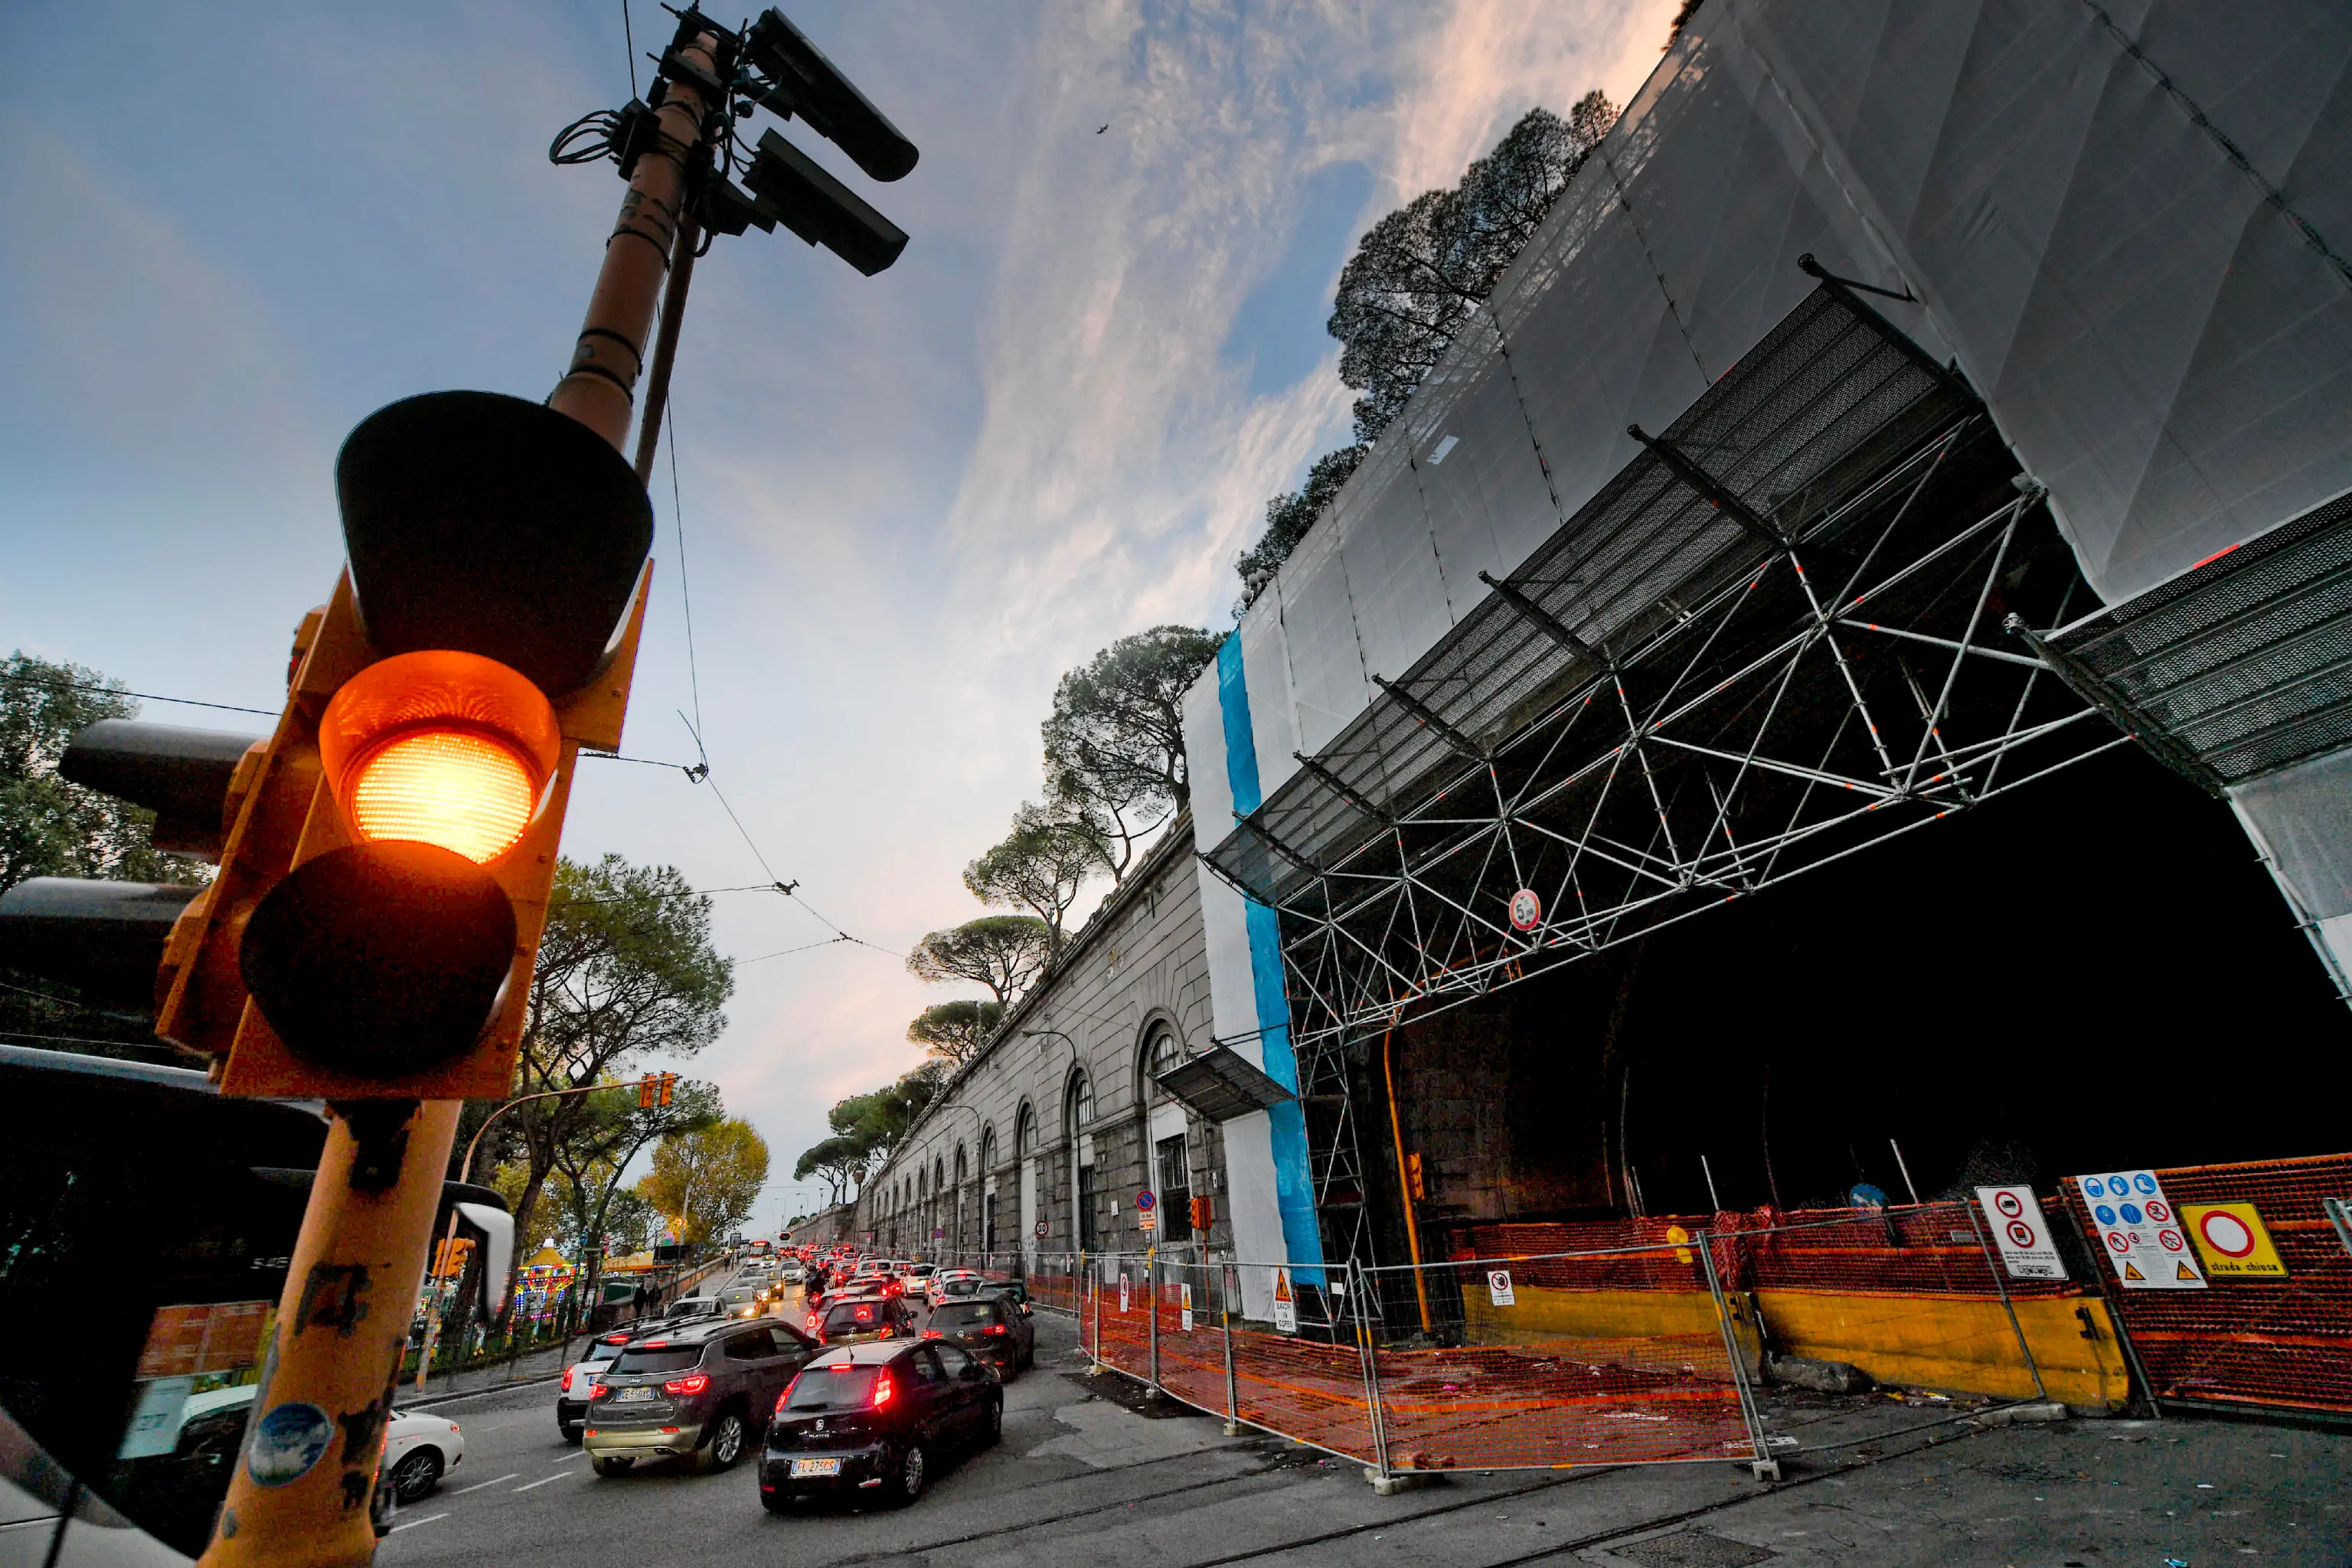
[338,390,654,696]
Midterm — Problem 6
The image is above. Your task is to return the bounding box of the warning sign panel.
[2073,1171,2205,1290]
[2182,1202,2288,1279]
[1179,1282,1194,1331]
[1976,1186,2067,1281]
[1270,1268,1297,1334]
[1487,1269,1515,1307]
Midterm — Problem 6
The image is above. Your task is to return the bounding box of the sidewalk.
[401,1338,580,1406]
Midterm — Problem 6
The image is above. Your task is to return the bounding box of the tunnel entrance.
[1374,740,2349,1245]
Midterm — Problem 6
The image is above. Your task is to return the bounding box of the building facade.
[853,818,1229,1266]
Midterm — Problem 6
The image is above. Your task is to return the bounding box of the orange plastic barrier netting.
[2063,1152,2352,1415]
[1373,1336,1751,1470]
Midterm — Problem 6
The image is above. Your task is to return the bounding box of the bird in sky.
[1096,123,1109,134]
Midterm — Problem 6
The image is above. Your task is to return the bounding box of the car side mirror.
[960,1364,987,1383]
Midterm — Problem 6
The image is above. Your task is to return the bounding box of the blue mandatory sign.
[247,1402,332,1488]
[2083,1178,2107,1199]
[2094,1204,2118,1227]
[2118,1202,2145,1226]
[2134,1174,2158,1195]
[2109,1176,2135,1197]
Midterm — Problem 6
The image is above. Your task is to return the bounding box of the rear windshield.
[822,1302,890,1331]
[584,1341,626,1364]
[940,1279,983,1297]
[931,1302,1001,1329]
[782,1366,881,1411]
[612,1346,704,1374]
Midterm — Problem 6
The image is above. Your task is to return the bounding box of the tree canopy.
[1041,626,1220,838]
[1234,446,1366,611]
[639,1116,769,1245]
[1329,96,1617,445]
[905,914,1050,1004]
[907,999,1002,1065]
[487,854,734,1276]
[963,802,1109,958]
[1234,96,1617,603]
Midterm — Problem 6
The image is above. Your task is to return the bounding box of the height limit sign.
[1975,1186,2066,1281]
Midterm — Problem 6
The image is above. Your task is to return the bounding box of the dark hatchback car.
[583,1320,816,1475]
[921,1296,1032,1377]
[815,1293,918,1346]
[759,1341,1001,1510]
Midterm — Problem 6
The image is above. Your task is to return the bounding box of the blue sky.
[0,0,1677,1231]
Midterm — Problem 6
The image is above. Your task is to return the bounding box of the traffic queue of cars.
[568,1246,1037,1513]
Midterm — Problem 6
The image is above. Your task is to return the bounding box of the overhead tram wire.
[0,671,275,718]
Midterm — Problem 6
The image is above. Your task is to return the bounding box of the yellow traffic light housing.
[152,390,657,1100]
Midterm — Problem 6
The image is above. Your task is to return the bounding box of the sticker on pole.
[117,1376,196,1461]
[1180,1282,1194,1331]
[2182,1203,2288,1279]
[247,1401,334,1487]
[2073,1171,2203,1289]
[1976,1186,2067,1281]
[1119,1274,1131,1312]
[1508,889,1542,933]
[1487,1269,1516,1306]
[1270,1267,1297,1333]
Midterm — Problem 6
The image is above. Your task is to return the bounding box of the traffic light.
[140,388,656,1099]
[660,1070,676,1106]
[639,1074,658,1110]
[1188,1195,1214,1234]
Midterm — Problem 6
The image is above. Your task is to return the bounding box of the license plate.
[616,1387,654,1402]
[789,1458,841,1478]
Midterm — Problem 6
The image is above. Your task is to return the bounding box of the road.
[375,1268,2352,1567]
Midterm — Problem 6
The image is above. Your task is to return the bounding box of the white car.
[381,1406,466,1502]
[928,1268,985,1306]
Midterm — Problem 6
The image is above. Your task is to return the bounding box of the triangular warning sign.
[1272,1272,1293,1303]
[2123,1262,2145,1281]
[2177,1262,2200,1281]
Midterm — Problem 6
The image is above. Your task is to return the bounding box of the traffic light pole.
[201,1101,461,1568]
[551,28,722,450]
[198,34,720,1568]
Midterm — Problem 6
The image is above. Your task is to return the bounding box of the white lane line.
[388,1513,449,1533]
[450,1472,520,1494]
[548,1451,589,1464]
[512,1472,575,1492]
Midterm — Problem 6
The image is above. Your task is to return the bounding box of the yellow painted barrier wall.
[1459,1285,2130,1410]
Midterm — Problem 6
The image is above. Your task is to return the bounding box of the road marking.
[513,1472,574,1492]
[549,1451,588,1464]
[388,1513,449,1533]
[450,1472,519,1494]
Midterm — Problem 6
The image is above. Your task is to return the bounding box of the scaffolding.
[1200,285,2125,1255]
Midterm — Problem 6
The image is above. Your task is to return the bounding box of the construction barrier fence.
[2058,1152,2352,1416]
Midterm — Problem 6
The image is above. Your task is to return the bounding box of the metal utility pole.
[550,27,722,453]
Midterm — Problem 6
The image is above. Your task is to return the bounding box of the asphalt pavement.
[374,1272,2352,1568]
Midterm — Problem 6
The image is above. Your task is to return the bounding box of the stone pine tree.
[1040,626,1221,872]
[1236,94,1618,604]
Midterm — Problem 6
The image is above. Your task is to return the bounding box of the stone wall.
[852,817,1230,1264]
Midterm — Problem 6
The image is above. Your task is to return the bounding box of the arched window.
[1066,1072,1096,1250]
[1016,1105,1037,1158]
[1144,1024,1181,1102]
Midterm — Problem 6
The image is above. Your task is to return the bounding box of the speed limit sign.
[1033,1220,1048,1239]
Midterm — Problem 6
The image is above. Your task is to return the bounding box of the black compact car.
[759,1341,1001,1510]
[815,1292,918,1346]
[583,1319,817,1476]
[921,1296,1033,1377]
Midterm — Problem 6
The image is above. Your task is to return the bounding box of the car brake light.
[921,1329,942,1339]
[871,1373,894,1408]
[644,1340,668,1348]
[984,1324,1009,1335]
[664,1374,710,1395]
[776,1379,799,1414]
[562,1368,574,1391]
[589,1383,608,1399]
[603,1333,629,1344]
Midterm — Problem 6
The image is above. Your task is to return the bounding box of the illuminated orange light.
[348,729,538,863]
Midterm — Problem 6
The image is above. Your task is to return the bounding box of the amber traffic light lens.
[348,730,537,864]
